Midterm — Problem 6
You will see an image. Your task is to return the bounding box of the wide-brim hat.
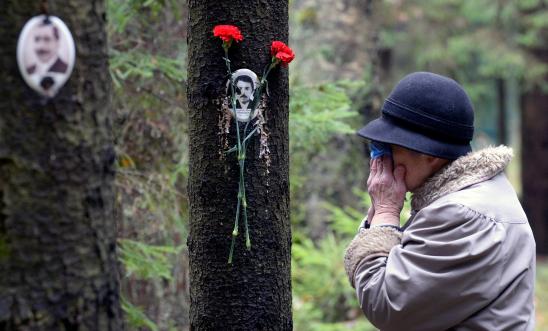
[358,72,474,160]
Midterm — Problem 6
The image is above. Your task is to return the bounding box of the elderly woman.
[344,72,535,331]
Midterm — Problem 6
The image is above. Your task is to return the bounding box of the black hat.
[357,72,474,160]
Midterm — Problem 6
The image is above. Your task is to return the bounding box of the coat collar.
[411,145,513,211]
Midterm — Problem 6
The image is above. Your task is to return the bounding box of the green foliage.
[373,0,548,146]
[289,80,363,194]
[292,233,366,329]
[292,234,352,315]
[289,77,374,329]
[381,0,548,89]
[107,0,190,329]
[110,50,187,88]
[290,80,362,152]
[322,203,366,238]
[325,188,411,233]
[121,296,159,331]
[323,189,369,236]
[117,169,188,235]
[119,239,183,280]
[107,0,181,34]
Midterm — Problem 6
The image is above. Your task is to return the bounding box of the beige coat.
[344,146,535,331]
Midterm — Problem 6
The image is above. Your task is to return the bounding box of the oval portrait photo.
[17,15,75,98]
[226,69,260,122]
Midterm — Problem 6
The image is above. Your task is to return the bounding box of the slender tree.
[496,78,507,146]
[519,1,548,255]
[0,1,123,329]
[522,47,548,254]
[187,1,292,329]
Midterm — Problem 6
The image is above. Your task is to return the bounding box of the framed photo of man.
[226,69,260,122]
[17,15,76,98]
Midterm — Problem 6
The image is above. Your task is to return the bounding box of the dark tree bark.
[187,1,291,330]
[0,1,123,330]
[496,78,507,146]
[522,48,548,255]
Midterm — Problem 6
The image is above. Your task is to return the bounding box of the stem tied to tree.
[219,35,294,264]
[224,48,275,263]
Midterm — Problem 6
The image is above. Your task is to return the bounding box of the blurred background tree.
[104,0,548,330]
[0,0,123,329]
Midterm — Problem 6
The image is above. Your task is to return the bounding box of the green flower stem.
[225,47,245,263]
[225,126,259,154]
[224,48,281,263]
[239,155,251,250]
[234,61,278,259]
[233,190,242,236]
[243,127,259,144]
[224,145,238,154]
[224,49,242,153]
[243,201,251,250]
[228,192,241,264]
[228,230,237,264]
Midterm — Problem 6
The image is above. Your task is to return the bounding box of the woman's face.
[390,145,448,192]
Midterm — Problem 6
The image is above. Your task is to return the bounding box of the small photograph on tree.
[16,15,75,98]
[226,68,260,122]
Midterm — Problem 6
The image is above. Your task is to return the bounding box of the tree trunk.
[0,1,123,330]
[187,1,291,330]
[521,49,548,254]
[497,78,507,146]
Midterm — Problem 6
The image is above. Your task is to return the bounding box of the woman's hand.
[367,156,407,226]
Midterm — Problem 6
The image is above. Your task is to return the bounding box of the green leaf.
[118,238,183,280]
[121,296,159,331]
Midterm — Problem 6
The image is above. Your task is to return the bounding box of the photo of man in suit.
[227,69,259,122]
[17,15,75,98]
[26,21,68,75]
[26,21,68,92]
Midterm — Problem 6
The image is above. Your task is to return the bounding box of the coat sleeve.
[344,202,506,331]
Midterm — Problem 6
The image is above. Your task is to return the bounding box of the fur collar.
[411,145,513,211]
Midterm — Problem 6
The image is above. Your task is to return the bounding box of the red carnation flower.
[270,41,289,56]
[213,25,243,44]
[270,41,295,66]
[276,51,295,64]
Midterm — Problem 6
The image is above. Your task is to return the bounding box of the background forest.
[107,0,548,330]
